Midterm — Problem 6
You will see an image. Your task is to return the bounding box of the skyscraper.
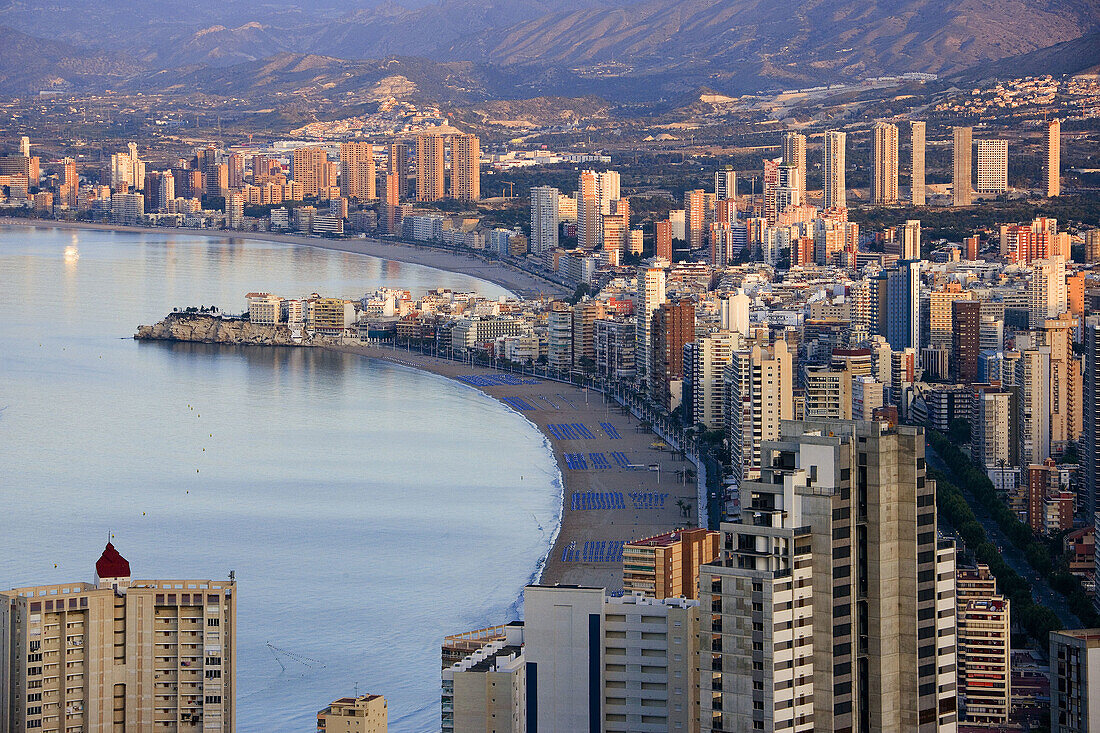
[956,566,1011,723]
[621,528,720,600]
[650,300,695,408]
[0,543,236,731]
[886,259,921,351]
[18,135,29,157]
[1050,629,1100,732]
[577,170,600,249]
[635,265,666,387]
[388,142,409,200]
[872,121,899,204]
[762,158,782,225]
[1047,119,1061,197]
[715,167,736,200]
[782,131,806,196]
[976,139,1008,193]
[451,133,480,202]
[1028,257,1068,328]
[339,141,375,200]
[415,134,445,202]
[655,219,672,261]
[724,341,793,484]
[953,127,973,206]
[824,131,847,209]
[529,186,559,254]
[700,420,957,733]
[952,299,981,382]
[685,188,706,249]
[291,146,327,198]
[1084,317,1100,520]
[911,120,926,205]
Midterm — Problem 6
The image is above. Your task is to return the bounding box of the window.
[207,618,220,627]
[204,695,222,704]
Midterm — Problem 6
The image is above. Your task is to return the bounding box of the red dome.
[95,542,130,579]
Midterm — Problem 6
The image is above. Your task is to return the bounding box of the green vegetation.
[928,430,1100,643]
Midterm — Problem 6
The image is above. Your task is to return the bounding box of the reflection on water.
[0,226,557,731]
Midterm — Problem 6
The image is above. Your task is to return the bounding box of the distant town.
[3,66,1100,732]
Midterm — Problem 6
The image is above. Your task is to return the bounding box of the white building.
[530,186,560,254]
[976,139,1009,193]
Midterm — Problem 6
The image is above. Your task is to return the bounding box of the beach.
[0,218,568,300]
[334,342,703,590]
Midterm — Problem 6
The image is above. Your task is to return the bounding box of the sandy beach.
[0,218,569,299]
[335,343,702,591]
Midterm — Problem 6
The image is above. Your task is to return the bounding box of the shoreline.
[0,218,569,300]
[329,342,702,589]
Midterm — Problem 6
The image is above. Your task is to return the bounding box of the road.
[927,446,1081,629]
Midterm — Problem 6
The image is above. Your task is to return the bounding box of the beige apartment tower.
[1047,119,1061,197]
[824,131,847,209]
[416,134,446,202]
[317,694,388,732]
[339,141,375,200]
[292,146,328,198]
[911,120,926,205]
[0,544,236,732]
[956,566,1011,723]
[976,139,1008,193]
[953,127,973,206]
[724,341,793,484]
[621,528,720,599]
[451,133,480,202]
[872,121,899,204]
[782,131,807,196]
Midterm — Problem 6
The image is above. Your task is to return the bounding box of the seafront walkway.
[334,342,703,591]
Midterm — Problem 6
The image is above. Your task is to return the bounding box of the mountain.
[1,0,1098,100]
[953,30,1100,82]
[0,25,145,95]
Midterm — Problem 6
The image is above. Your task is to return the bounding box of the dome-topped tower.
[95,542,131,589]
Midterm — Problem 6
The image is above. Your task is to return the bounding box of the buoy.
[196,469,199,473]
[142,512,146,516]
[202,448,205,452]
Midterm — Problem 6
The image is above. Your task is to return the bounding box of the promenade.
[335,343,702,591]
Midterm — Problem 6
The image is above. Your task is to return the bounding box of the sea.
[0,225,562,731]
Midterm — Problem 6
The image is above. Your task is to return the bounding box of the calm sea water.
[0,225,561,731]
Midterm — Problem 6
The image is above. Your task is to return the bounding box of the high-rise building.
[655,220,672,261]
[976,139,1008,193]
[1084,317,1100,520]
[872,121,899,204]
[1016,347,1052,470]
[18,135,29,157]
[1086,230,1100,264]
[572,300,607,369]
[911,120,926,206]
[577,170,600,249]
[388,142,409,200]
[900,218,921,259]
[824,131,847,209]
[700,420,957,733]
[523,586,699,733]
[953,127,973,206]
[762,158,782,225]
[1028,257,1068,328]
[685,189,706,250]
[782,132,806,196]
[715,167,736,200]
[0,543,236,731]
[441,624,525,733]
[416,134,445,202]
[317,694,388,732]
[382,172,400,234]
[886,259,921,351]
[1051,629,1100,733]
[547,301,573,370]
[1047,119,1061,198]
[953,300,981,382]
[972,387,1011,475]
[650,300,695,408]
[226,190,244,229]
[688,331,735,429]
[956,566,1011,724]
[804,365,853,420]
[724,341,793,484]
[451,133,480,202]
[291,146,327,198]
[529,186,559,254]
[635,265,667,387]
[339,141,375,200]
[621,528,720,600]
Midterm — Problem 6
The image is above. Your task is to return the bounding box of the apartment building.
[622,529,720,600]
[0,543,235,733]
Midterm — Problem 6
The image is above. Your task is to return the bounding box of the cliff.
[135,312,307,346]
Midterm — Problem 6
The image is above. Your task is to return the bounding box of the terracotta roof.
[95,542,130,579]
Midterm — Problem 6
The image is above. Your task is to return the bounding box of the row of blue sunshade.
[456,374,540,387]
[547,423,595,439]
[564,452,632,469]
[561,540,626,563]
[571,491,670,510]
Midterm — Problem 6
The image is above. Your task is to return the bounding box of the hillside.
[1,0,1098,100]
